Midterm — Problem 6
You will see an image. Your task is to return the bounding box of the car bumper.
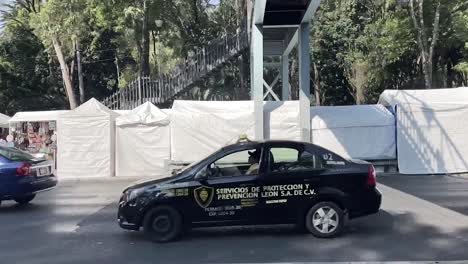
[349,187,382,219]
[117,196,141,231]
[0,176,57,199]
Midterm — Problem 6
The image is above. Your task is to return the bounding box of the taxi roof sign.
[237,134,251,143]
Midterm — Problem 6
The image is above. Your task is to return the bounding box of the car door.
[259,143,323,224]
[188,146,265,225]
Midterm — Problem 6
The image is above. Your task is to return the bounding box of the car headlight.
[127,187,145,201]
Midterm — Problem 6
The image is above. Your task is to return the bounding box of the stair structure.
[103,29,249,110]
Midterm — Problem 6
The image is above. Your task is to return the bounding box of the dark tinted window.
[268,144,347,173]
[210,148,261,177]
[269,147,323,172]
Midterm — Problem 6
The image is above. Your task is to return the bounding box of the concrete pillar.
[281,55,289,100]
[251,24,264,140]
[298,22,311,142]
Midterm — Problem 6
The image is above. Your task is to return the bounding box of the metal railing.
[103,28,249,110]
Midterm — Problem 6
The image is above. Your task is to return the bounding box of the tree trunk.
[289,57,297,99]
[140,0,150,76]
[52,37,77,109]
[115,56,120,87]
[151,30,158,73]
[75,39,85,104]
[313,62,321,106]
[409,0,441,89]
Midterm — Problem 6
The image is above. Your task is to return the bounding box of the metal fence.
[103,29,249,110]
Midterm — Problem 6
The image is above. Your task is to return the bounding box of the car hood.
[124,173,188,192]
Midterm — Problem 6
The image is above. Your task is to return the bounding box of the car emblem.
[194,186,214,208]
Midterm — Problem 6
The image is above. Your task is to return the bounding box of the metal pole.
[298,22,311,142]
[251,24,264,140]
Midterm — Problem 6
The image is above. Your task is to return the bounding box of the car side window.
[269,147,326,173]
[210,148,261,178]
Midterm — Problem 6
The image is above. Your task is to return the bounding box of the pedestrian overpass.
[103,0,321,141]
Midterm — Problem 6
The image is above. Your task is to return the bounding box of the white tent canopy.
[57,98,118,178]
[170,101,305,163]
[310,105,396,160]
[379,87,468,107]
[9,110,68,122]
[0,113,10,128]
[116,102,171,177]
[170,100,255,163]
[379,87,468,174]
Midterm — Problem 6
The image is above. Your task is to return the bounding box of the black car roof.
[221,139,308,152]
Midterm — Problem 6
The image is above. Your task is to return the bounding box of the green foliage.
[0,0,467,112]
[0,23,66,114]
[311,0,467,105]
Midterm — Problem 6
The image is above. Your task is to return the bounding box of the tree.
[29,0,91,109]
[0,20,67,115]
[408,0,441,89]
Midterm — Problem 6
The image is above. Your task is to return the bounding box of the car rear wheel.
[305,201,344,238]
[14,194,36,205]
[143,205,183,243]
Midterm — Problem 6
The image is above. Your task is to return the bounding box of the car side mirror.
[194,167,211,181]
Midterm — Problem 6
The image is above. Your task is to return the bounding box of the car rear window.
[0,147,35,162]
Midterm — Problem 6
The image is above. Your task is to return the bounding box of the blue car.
[0,146,57,206]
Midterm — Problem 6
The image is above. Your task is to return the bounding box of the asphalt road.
[379,174,468,216]
[1,176,468,264]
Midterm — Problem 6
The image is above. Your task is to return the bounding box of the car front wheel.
[305,201,344,238]
[14,194,36,205]
[143,205,183,243]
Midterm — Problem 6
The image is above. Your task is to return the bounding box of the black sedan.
[118,140,381,242]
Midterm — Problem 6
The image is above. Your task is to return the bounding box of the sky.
[0,0,9,32]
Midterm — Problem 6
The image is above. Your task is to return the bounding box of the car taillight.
[16,162,31,176]
[367,164,377,186]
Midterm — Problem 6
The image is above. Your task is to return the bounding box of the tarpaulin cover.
[379,87,468,174]
[310,105,396,160]
[171,101,395,163]
[116,102,170,177]
[57,98,118,178]
[264,101,301,141]
[170,101,255,163]
[0,113,10,128]
[379,87,468,106]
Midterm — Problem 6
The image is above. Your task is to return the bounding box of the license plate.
[37,167,50,177]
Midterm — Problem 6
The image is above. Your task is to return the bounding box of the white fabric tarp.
[171,101,255,163]
[310,105,396,160]
[57,98,118,178]
[116,102,170,177]
[379,87,468,174]
[264,101,301,141]
[0,113,10,128]
[9,110,68,122]
[379,87,468,106]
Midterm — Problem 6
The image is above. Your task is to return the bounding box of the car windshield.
[0,147,35,162]
[175,148,224,175]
